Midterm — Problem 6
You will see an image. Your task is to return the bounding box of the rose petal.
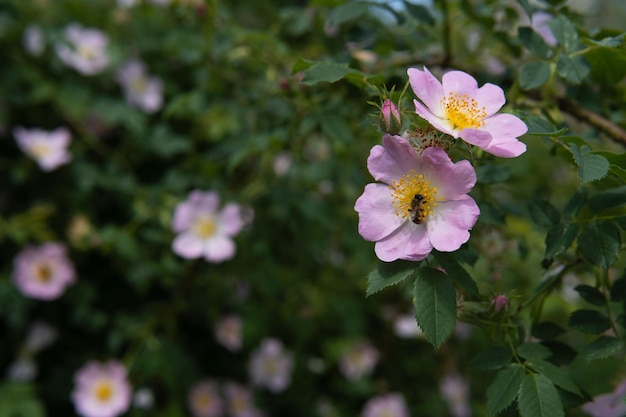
[420,148,476,199]
[355,183,404,242]
[426,197,480,252]
[374,222,432,262]
[474,83,506,116]
[442,71,479,97]
[408,67,445,117]
[172,232,204,259]
[204,235,236,263]
[367,135,420,184]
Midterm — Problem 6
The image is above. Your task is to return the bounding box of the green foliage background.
[1,0,626,416]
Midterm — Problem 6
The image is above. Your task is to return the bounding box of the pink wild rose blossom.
[354,134,480,262]
[71,360,132,417]
[582,379,626,417]
[361,393,410,417]
[339,340,379,380]
[172,190,250,263]
[187,380,223,417]
[116,60,163,113]
[56,24,109,75]
[224,382,265,417]
[408,66,527,157]
[249,338,294,393]
[12,243,76,300]
[13,126,72,171]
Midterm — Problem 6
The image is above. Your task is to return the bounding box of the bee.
[408,193,426,225]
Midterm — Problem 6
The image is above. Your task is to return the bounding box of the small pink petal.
[426,197,480,252]
[204,235,235,263]
[408,67,445,117]
[172,232,204,259]
[441,70,479,97]
[375,222,432,262]
[354,183,404,242]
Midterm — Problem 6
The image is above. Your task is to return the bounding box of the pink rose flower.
[224,382,264,417]
[13,126,72,171]
[361,393,409,417]
[582,380,626,417]
[339,340,379,380]
[408,66,527,157]
[172,190,250,263]
[249,338,293,393]
[56,24,109,76]
[440,372,472,417]
[71,360,132,417]
[116,60,163,113]
[187,380,223,417]
[354,134,480,262]
[12,243,76,300]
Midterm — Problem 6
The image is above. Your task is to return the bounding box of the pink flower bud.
[380,99,402,134]
[491,294,509,312]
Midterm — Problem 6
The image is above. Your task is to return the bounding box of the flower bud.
[490,294,509,313]
[380,99,402,134]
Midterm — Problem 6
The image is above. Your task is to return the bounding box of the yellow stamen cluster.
[193,217,217,239]
[389,170,445,224]
[94,381,113,402]
[34,263,52,283]
[441,92,486,130]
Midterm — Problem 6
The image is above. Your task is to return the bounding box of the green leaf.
[469,346,513,371]
[570,144,610,183]
[588,185,626,213]
[517,343,552,360]
[301,61,360,85]
[326,2,370,26]
[413,268,457,349]
[526,359,581,396]
[432,251,479,297]
[523,115,567,137]
[568,309,612,334]
[487,364,525,416]
[545,223,578,259]
[563,188,587,218]
[519,61,551,90]
[476,164,511,184]
[404,2,435,25]
[366,260,417,296]
[610,277,626,301]
[585,46,626,85]
[519,27,551,58]
[528,198,560,227]
[577,220,621,268]
[574,284,606,306]
[556,54,590,84]
[583,336,625,360]
[518,373,564,417]
[531,322,565,341]
[548,15,579,53]
[585,33,625,48]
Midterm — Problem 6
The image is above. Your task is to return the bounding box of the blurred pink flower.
[531,12,557,47]
[339,340,379,380]
[408,66,527,157]
[361,393,409,417]
[354,134,480,262]
[393,313,424,339]
[12,243,76,300]
[249,338,293,393]
[490,294,509,312]
[71,360,132,417]
[187,380,223,417]
[582,380,626,417]
[23,25,45,56]
[116,60,163,113]
[13,126,72,171]
[56,24,109,75]
[224,382,264,417]
[172,190,250,263]
[215,314,243,352]
[440,372,472,417]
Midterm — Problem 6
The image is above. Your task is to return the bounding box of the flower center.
[34,263,52,283]
[94,380,114,403]
[390,170,444,224]
[29,142,51,159]
[196,392,214,409]
[78,44,96,60]
[193,217,217,239]
[441,92,486,131]
[131,76,148,95]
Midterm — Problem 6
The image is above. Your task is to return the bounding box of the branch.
[558,98,626,146]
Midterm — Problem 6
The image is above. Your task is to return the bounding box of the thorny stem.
[557,98,626,146]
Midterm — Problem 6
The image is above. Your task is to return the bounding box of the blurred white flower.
[215,314,243,352]
[24,321,57,353]
[440,372,472,417]
[249,338,293,392]
[56,23,109,75]
[224,382,265,417]
[272,151,292,176]
[339,340,379,380]
[116,59,163,113]
[71,360,132,417]
[23,25,45,56]
[133,388,154,410]
[361,393,409,417]
[187,380,223,417]
[6,357,37,382]
[394,313,424,338]
[13,126,72,171]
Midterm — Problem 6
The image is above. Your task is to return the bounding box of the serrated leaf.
[519,27,551,58]
[366,260,417,296]
[570,144,610,183]
[528,198,560,227]
[519,61,551,90]
[610,277,626,301]
[556,54,590,84]
[568,309,612,334]
[583,336,625,360]
[432,251,478,297]
[487,365,525,416]
[404,2,435,25]
[476,164,511,184]
[518,373,564,417]
[526,359,581,396]
[585,33,625,48]
[517,343,552,360]
[545,223,578,259]
[301,61,360,85]
[563,188,587,218]
[574,284,606,306]
[524,115,567,137]
[588,185,626,213]
[585,46,626,85]
[469,347,512,371]
[548,15,579,53]
[531,322,565,341]
[577,220,620,268]
[413,268,457,349]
